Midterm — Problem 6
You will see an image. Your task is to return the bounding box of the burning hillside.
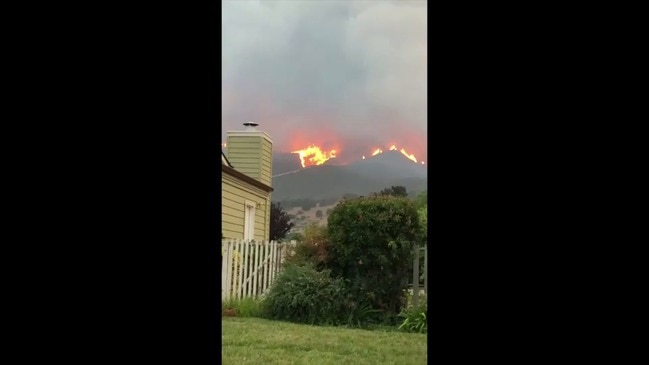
[369,145,423,164]
[289,142,425,168]
[280,127,426,169]
[291,145,337,168]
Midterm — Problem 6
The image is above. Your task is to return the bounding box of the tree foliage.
[417,206,427,243]
[284,223,330,270]
[414,191,427,210]
[326,195,419,317]
[374,185,408,198]
[270,202,294,241]
[415,191,427,243]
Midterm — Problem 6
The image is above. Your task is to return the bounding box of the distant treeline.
[275,190,423,211]
[276,197,341,211]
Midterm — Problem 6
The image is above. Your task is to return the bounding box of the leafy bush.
[222,297,263,318]
[418,206,427,242]
[284,223,330,269]
[398,304,427,333]
[326,196,419,317]
[373,185,408,197]
[261,264,348,325]
[286,231,303,242]
[414,191,427,210]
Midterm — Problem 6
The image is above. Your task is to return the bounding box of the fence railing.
[222,239,427,305]
[221,239,295,301]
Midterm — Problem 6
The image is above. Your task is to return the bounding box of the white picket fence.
[221,239,295,301]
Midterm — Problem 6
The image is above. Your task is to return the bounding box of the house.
[221,122,273,241]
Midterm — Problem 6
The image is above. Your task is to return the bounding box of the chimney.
[226,122,273,187]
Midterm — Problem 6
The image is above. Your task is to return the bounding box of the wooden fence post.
[413,243,420,307]
[221,240,227,301]
[224,240,233,300]
[263,240,270,294]
[424,245,428,299]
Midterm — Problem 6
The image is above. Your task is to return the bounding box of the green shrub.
[398,304,427,333]
[261,264,348,325]
[414,191,427,210]
[326,196,419,317]
[284,223,330,270]
[286,231,303,242]
[418,206,427,242]
[221,297,263,318]
[345,300,389,327]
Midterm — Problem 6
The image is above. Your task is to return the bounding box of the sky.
[222,0,427,164]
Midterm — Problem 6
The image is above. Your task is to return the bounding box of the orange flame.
[399,148,417,163]
[291,145,337,168]
[366,145,421,164]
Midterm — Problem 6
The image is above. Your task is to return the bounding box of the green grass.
[222,317,427,365]
[222,297,263,318]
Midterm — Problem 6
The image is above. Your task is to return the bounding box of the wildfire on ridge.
[399,148,417,163]
[291,145,337,168]
[366,145,422,164]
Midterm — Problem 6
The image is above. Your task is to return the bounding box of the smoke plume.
[222,0,427,164]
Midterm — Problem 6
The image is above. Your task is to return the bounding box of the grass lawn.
[222,317,427,365]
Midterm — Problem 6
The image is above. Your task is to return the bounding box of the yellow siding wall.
[221,172,270,241]
[226,136,262,181]
[260,138,273,187]
[226,135,273,187]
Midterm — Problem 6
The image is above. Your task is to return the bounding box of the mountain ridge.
[271,150,427,202]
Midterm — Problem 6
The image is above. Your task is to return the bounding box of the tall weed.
[398,304,427,333]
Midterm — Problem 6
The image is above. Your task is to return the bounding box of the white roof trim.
[221,153,232,167]
[226,131,273,144]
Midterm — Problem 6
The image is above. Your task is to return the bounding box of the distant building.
[221,122,273,240]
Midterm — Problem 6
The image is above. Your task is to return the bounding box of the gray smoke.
[222,0,427,161]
